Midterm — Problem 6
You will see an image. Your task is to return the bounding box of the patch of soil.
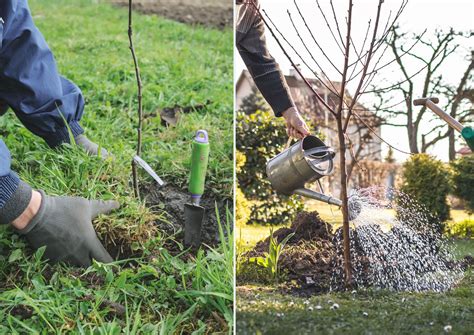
[10,305,34,320]
[247,211,338,293]
[144,184,232,248]
[112,0,233,29]
[144,101,211,126]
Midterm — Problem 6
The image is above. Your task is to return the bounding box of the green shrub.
[446,219,474,238]
[400,154,451,233]
[236,111,304,225]
[451,155,474,214]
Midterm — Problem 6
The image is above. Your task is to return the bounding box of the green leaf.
[8,249,22,263]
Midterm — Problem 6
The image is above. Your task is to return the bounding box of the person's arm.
[236,2,293,117]
[236,1,310,138]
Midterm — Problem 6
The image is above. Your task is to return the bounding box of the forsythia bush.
[236,151,251,226]
[446,219,474,238]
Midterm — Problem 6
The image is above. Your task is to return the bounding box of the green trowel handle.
[189,130,210,197]
[461,127,474,151]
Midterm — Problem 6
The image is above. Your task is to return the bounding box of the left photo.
[0,0,234,333]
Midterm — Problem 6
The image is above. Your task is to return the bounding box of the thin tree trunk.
[448,128,456,161]
[337,117,352,287]
[408,124,419,153]
[128,0,143,198]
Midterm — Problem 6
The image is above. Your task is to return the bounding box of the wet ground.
[112,0,233,29]
[239,211,472,295]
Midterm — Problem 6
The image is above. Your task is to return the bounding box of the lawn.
[0,0,233,333]
[237,268,474,334]
[237,203,474,334]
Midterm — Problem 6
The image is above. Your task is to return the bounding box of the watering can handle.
[304,146,335,157]
[309,155,334,174]
[285,137,294,149]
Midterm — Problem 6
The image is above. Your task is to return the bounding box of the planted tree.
[128,0,144,198]
[249,0,417,285]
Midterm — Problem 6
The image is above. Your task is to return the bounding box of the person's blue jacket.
[0,0,85,211]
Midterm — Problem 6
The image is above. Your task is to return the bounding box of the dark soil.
[245,211,338,293]
[144,101,211,127]
[144,184,232,248]
[9,305,34,320]
[113,0,233,29]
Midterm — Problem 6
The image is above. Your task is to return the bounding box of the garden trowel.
[184,130,210,247]
[413,97,474,151]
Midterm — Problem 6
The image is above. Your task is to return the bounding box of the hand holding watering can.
[282,107,311,139]
[266,135,362,220]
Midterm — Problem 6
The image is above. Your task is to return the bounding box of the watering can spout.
[294,188,343,207]
[294,188,362,220]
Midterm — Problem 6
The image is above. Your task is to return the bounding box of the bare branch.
[128,0,143,198]
[314,0,345,53]
[293,1,343,75]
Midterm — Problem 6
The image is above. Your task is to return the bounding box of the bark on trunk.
[337,117,352,287]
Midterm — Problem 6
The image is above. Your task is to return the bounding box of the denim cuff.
[0,178,32,225]
[44,121,84,148]
[0,172,20,209]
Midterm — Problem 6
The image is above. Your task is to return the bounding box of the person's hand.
[281,107,310,139]
[13,190,119,267]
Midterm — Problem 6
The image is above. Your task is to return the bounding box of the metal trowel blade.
[184,204,205,247]
[133,155,165,187]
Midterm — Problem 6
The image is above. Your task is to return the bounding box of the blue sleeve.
[0,139,20,209]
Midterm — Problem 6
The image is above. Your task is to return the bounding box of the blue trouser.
[0,0,85,208]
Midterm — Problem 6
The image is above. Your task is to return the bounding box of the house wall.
[236,77,254,110]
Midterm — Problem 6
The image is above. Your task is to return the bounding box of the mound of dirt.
[246,211,339,293]
[112,0,233,29]
[144,184,232,248]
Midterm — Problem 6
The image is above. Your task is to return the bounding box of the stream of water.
[332,187,464,292]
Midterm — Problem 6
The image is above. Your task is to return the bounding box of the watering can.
[266,135,362,220]
[266,135,344,207]
[414,97,474,151]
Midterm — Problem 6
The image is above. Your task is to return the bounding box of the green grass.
[0,0,233,333]
[237,240,474,335]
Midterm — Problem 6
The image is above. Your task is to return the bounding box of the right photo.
[235,0,473,334]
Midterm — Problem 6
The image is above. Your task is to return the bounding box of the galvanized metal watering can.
[266,135,343,207]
